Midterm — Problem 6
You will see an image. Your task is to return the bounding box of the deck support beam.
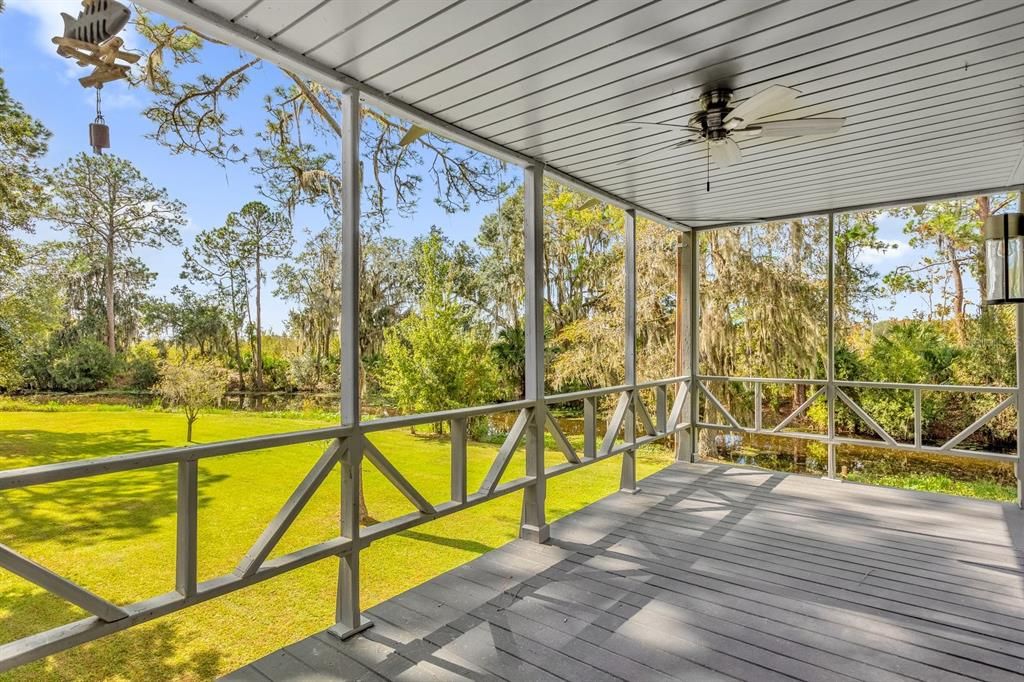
[330,86,371,639]
[520,164,549,542]
[621,209,640,493]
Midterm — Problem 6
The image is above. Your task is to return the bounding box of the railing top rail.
[698,375,1018,394]
[634,375,688,390]
[698,375,828,386]
[0,425,350,491]
[834,380,1018,394]
[544,384,630,402]
[360,399,535,432]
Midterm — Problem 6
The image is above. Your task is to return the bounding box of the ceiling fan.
[626,85,844,186]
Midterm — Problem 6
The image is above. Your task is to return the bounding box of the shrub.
[119,345,161,390]
[260,352,292,391]
[47,339,116,392]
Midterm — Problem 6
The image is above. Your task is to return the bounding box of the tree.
[0,243,67,389]
[227,201,291,389]
[273,225,341,388]
[49,153,185,354]
[146,286,231,359]
[892,196,1014,343]
[379,230,498,428]
[156,360,229,442]
[491,323,526,399]
[182,223,252,389]
[549,216,678,389]
[133,9,504,217]
[0,66,50,261]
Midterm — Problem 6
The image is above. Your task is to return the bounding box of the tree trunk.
[254,245,265,390]
[105,232,116,354]
[946,240,967,344]
[975,196,992,301]
[234,332,246,390]
[187,417,194,442]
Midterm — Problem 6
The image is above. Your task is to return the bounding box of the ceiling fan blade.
[724,84,799,127]
[579,197,601,210]
[730,127,763,141]
[751,118,844,136]
[615,138,698,165]
[709,138,742,169]
[631,121,703,134]
[399,124,429,146]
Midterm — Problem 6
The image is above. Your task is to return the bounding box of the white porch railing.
[696,376,1019,464]
[0,376,688,672]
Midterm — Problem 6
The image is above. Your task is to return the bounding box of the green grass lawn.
[841,471,1016,501]
[0,405,674,681]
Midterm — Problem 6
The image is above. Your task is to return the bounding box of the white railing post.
[330,86,371,639]
[450,417,468,504]
[620,209,640,493]
[175,459,198,597]
[584,396,597,459]
[754,382,763,432]
[826,212,837,479]
[913,388,923,449]
[520,164,549,542]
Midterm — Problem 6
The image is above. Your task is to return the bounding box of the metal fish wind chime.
[52,0,139,154]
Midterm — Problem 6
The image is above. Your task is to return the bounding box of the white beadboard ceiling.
[141,0,1024,229]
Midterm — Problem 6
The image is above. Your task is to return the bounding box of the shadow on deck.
[226,462,1024,681]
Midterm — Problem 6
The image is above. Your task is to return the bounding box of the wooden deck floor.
[225,462,1024,681]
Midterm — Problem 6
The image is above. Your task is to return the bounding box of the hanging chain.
[94,85,105,124]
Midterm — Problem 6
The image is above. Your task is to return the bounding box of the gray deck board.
[225,462,1024,681]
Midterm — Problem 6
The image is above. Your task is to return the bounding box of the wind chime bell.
[90,86,110,154]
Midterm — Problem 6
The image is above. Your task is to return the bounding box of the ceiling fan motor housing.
[695,89,734,140]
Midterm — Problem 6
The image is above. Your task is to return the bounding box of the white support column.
[675,235,688,459]
[520,164,549,542]
[1017,303,1023,508]
[826,212,838,480]
[621,209,639,493]
[1017,187,1024,508]
[687,229,700,461]
[330,86,371,639]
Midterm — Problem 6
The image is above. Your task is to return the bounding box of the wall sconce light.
[984,212,1024,305]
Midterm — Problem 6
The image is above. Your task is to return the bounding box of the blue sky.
[1,0,512,331]
[1,1,988,329]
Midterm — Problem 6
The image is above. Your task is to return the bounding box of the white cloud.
[8,0,81,76]
[81,86,141,111]
[181,215,201,234]
[859,238,912,265]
